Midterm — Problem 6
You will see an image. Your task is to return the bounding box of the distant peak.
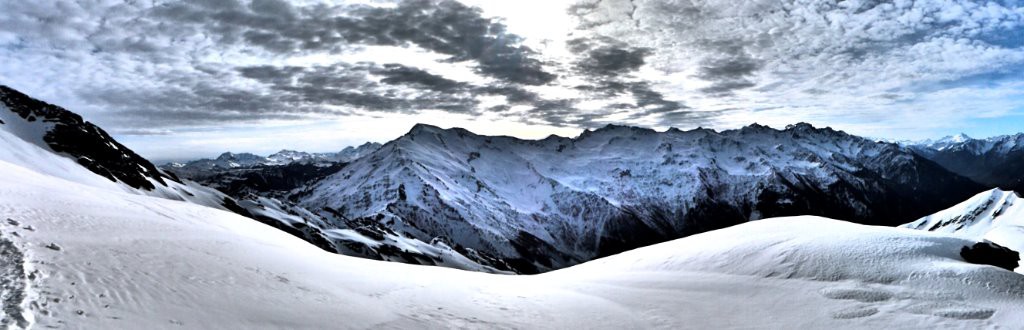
[934,133,972,144]
[739,123,776,133]
[592,123,656,134]
[784,122,816,131]
[407,123,445,135]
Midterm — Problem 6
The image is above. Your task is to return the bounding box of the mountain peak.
[217,152,237,160]
[408,123,446,135]
[742,122,773,131]
[784,122,816,131]
[951,133,972,142]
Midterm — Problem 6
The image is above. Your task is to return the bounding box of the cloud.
[569,0,1024,134]
[567,36,688,121]
[150,0,555,85]
[2,0,1024,159]
[0,0,582,131]
[569,37,652,76]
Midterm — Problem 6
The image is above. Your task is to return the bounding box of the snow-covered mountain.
[165,143,382,178]
[903,188,1024,269]
[0,85,502,273]
[1,160,1021,327]
[297,123,985,273]
[906,133,1024,189]
[910,133,975,151]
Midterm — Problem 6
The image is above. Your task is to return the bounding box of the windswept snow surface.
[903,188,1024,271]
[1,160,1022,328]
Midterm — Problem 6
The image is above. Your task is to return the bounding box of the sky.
[2,0,1024,161]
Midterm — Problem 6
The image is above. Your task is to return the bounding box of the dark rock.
[960,241,1020,271]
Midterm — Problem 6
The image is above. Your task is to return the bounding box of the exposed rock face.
[0,85,171,190]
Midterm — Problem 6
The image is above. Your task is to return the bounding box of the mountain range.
[905,133,1024,190]
[165,143,382,177]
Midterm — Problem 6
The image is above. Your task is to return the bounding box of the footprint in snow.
[819,287,893,303]
[903,302,995,320]
[831,306,879,319]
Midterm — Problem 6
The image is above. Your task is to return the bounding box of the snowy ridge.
[1,159,1022,328]
[903,188,1024,269]
[909,133,1024,155]
[299,122,983,273]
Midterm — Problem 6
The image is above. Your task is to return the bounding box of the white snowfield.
[903,188,1024,270]
[1,157,1023,329]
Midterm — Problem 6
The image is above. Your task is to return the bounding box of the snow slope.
[1,158,1022,328]
[903,188,1024,271]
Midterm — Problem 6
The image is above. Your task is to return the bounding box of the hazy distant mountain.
[164,143,382,178]
[297,123,984,273]
[906,133,1024,190]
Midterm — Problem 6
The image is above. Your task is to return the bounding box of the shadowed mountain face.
[0,85,173,190]
[908,134,1024,191]
[298,123,985,273]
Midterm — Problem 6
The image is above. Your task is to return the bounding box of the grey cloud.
[151,0,555,85]
[373,64,469,92]
[568,36,687,118]
[699,80,757,95]
[569,37,652,76]
[238,63,482,114]
[693,40,762,95]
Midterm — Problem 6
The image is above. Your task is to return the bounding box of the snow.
[1,158,1022,328]
[903,188,1024,272]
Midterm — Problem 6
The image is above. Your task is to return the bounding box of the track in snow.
[0,230,29,329]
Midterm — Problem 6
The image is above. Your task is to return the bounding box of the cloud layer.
[1,0,1024,158]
